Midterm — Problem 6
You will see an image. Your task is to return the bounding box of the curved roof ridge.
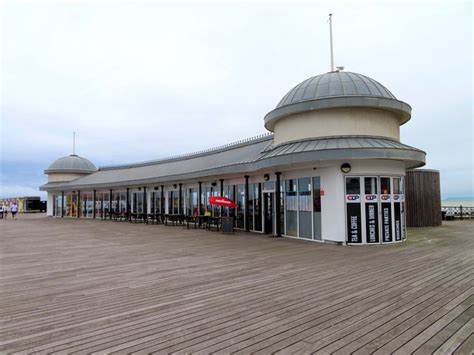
[99,133,274,170]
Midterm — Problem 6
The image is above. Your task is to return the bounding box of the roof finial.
[73,131,76,155]
[329,13,335,72]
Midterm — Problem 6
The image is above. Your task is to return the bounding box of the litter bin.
[221,217,234,234]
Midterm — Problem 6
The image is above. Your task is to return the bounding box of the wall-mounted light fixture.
[340,163,352,173]
[211,182,217,187]
[264,173,270,181]
[173,184,177,189]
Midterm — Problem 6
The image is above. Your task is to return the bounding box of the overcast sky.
[1,0,472,199]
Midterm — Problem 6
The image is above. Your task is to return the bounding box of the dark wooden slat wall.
[405,169,442,227]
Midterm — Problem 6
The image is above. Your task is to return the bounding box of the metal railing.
[441,206,474,220]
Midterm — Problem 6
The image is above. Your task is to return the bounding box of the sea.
[441,198,474,207]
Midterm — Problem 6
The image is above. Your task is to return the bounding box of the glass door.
[345,177,362,243]
[364,177,380,244]
[263,192,274,234]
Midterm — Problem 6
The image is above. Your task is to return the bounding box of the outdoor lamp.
[340,163,351,173]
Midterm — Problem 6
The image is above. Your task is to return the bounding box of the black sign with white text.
[394,202,401,241]
[382,202,393,242]
[365,203,379,243]
[346,203,362,243]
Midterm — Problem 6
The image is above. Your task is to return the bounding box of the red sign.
[208,196,237,208]
[320,190,325,196]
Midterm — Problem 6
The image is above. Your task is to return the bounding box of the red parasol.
[208,196,237,208]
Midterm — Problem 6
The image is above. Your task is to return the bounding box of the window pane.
[364,177,377,194]
[285,180,297,237]
[254,183,262,231]
[381,177,391,194]
[313,177,322,240]
[393,178,401,194]
[298,178,312,239]
[236,185,245,229]
[346,177,360,194]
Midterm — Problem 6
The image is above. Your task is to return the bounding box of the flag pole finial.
[73,132,76,155]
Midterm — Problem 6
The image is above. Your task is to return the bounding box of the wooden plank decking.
[0,216,472,354]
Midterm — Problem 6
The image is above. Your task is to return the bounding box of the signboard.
[346,194,361,203]
[394,203,401,241]
[346,203,362,243]
[364,194,378,202]
[365,203,379,243]
[381,202,393,242]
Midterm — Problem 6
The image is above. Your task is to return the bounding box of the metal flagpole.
[329,14,335,72]
[73,132,76,155]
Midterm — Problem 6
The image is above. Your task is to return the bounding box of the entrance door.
[263,192,274,234]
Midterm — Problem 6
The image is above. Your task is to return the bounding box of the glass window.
[263,181,274,191]
[248,184,254,230]
[393,177,401,194]
[364,177,378,194]
[236,184,245,229]
[381,177,391,194]
[298,178,312,239]
[285,180,297,237]
[254,183,262,232]
[312,177,322,240]
[346,177,360,194]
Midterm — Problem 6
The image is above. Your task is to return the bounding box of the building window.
[285,180,297,237]
[312,177,322,240]
[298,178,312,239]
[236,184,245,229]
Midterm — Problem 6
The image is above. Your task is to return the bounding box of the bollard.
[460,205,463,220]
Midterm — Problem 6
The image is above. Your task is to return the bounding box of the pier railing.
[441,206,473,220]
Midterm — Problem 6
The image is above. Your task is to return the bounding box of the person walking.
[3,204,8,219]
[0,205,3,219]
[11,202,18,220]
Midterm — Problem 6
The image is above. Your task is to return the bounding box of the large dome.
[45,154,97,174]
[264,71,412,131]
[277,71,396,108]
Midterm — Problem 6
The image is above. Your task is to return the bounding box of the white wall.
[273,108,401,145]
[48,172,88,182]
[47,192,54,216]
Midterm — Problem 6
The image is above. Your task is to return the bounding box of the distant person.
[11,202,18,220]
[0,205,3,219]
[3,205,7,219]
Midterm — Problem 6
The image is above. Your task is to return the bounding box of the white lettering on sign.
[351,215,358,242]
[368,205,376,242]
[383,207,390,239]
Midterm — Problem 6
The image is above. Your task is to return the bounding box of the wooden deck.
[0,216,472,354]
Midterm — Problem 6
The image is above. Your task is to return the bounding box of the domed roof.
[45,154,97,174]
[277,71,396,108]
[264,71,412,131]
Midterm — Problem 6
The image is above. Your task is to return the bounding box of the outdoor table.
[130,213,146,223]
[185,216,199,229]
[197,215,209,229]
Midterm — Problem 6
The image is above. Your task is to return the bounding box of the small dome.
[45,154,97,174]
[277,71,396,108]
[264,71,411,131]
